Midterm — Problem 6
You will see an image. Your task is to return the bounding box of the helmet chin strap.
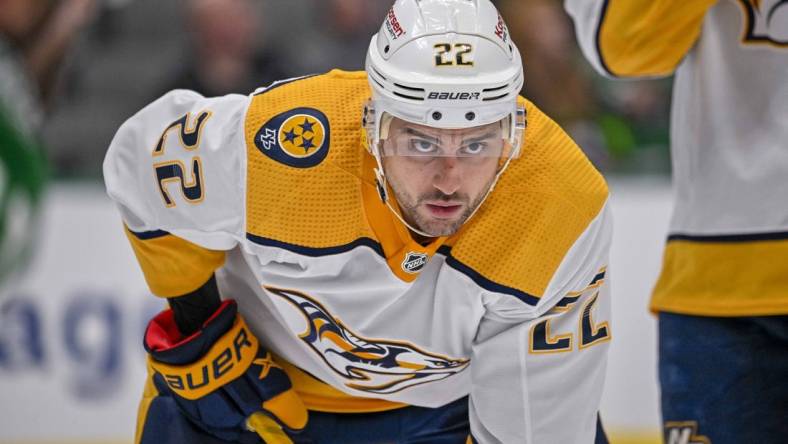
[372,160,436,239]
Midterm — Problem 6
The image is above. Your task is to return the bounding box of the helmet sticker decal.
[385,7,406,40]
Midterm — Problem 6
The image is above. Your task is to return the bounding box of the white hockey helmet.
[364,0,525,151]
[363,0,526,235]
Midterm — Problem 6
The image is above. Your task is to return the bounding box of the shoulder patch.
[254,107,330,168]
[243,72,376,251]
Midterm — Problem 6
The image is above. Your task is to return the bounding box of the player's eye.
[409,138,439,155]
[461,142,487,156]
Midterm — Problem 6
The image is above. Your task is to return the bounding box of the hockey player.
[104,1,613,442]
[565,0,788,442]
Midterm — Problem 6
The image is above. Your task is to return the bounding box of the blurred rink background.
[0,1,675,443]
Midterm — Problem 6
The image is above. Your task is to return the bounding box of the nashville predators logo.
[738,0,788,45]
[267,287,469,394]
[254,107,330,168]
[664,421,710,444]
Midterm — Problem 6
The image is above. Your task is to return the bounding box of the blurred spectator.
[499,0,596,123]
[498,0,671,173]
[37,0,672,178]
[42,0,185,177]
[592,78,671,172]
[498,0,609,168]
[165,0,288,96]
[0,0,95,286]
[1,0,50,133]
[292,0,390,72]
[1,0,96,120]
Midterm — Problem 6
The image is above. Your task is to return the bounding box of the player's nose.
[432,157,462,195]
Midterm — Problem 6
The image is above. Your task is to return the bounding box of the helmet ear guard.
[361,101,391,204]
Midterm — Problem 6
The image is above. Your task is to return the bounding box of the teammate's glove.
[144,300,308,443]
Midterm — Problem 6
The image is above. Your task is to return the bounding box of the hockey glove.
[144,300,307,443]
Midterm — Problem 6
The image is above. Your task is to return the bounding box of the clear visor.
[380,114,513,159]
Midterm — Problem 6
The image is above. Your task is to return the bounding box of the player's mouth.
[424,201,463,219]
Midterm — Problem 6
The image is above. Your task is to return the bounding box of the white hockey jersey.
[566,0,788,316]
[104,70,612,443]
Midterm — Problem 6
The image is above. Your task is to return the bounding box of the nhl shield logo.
[401,252,429,274]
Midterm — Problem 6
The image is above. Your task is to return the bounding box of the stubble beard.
[392,185,492,237]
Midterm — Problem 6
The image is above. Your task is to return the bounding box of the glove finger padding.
[145,300,307,442]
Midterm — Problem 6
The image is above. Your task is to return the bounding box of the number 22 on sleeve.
[151,111,212,207]
[529,292,610,354]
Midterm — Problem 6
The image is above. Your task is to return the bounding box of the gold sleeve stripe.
[596,0,717,77]
[651,234,788,316]
[125,226,225,297]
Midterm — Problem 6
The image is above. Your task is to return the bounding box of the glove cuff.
[145,299,237,364]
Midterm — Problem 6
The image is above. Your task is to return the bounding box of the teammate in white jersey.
[566,0,788,442]
[104,1,613,442]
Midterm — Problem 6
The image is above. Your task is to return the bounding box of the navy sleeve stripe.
[443,254,540,306]
[128,229,170,240]
[437,245,453,256]
[555,294,582,308]
[436,246,540,305]
[554,271,606,308]
[668,231,788,243]
[249,238,538,304]
[245,233,385,258]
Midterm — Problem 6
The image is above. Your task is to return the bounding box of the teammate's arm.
[564,0,718,77]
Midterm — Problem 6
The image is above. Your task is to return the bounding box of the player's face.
[381,117,504,237]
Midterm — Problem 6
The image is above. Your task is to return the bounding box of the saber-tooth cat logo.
[267,287,469,394]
